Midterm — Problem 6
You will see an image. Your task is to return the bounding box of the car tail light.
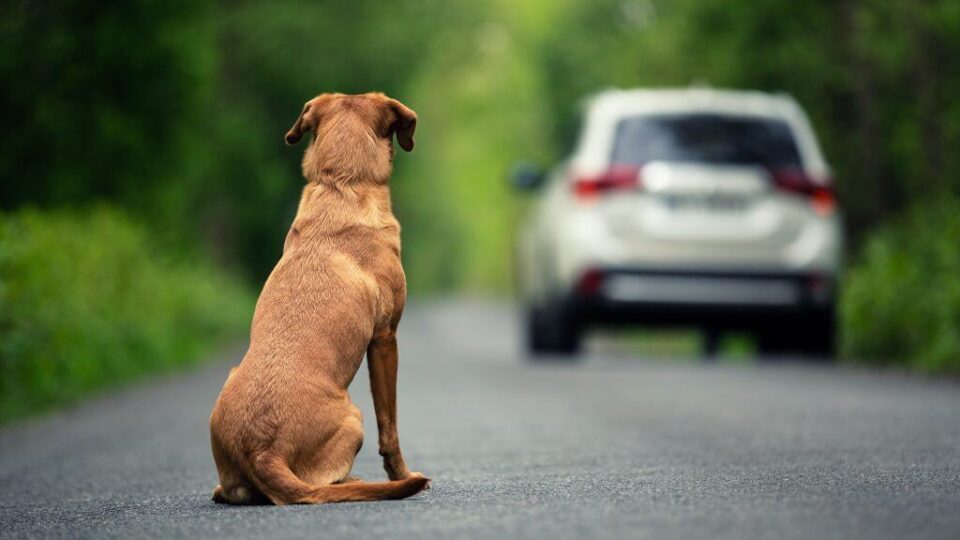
[770,168,836,216]
[576,268,605,296]
[572,165,643,200]
[806,273,833,303]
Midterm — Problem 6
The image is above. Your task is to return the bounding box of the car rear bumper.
[569,268,835,328]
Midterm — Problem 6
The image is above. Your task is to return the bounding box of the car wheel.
[525,301,581,358]
[526,304,552,352]
[799,310,836,360]
[756,311,836,360]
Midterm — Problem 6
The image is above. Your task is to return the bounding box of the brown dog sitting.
[209,92,428,505]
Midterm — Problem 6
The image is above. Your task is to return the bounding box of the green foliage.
[841,197,960,373]
[203,0,488,280]
[3,0,960,375]
[4,0,960,289]
[0,209,253,422]
[0,1,216,215]
[532,0,960,242]
[393,7,557,292]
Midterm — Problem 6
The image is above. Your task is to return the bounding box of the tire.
[756,310,836,360]
[526,304,553,353]
[800,310,836,360]
[525,300,582,357]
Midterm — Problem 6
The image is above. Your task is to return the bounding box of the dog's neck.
[294,181,398,234]
[301,116,394,186]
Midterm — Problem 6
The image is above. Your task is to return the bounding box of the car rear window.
[611,114,803,168]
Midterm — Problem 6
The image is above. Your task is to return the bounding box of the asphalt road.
[1,300,959,539]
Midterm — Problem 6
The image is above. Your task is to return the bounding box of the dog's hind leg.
[212,455,267,505]
[211,433,268,505]
[213,481,267,505]
[299,409,365,486]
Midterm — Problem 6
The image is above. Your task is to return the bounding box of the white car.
[514,88,842,357]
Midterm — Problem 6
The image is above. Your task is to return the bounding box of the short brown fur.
[209,92,427,505]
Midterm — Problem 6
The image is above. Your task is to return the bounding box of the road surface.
[1,300,958,539]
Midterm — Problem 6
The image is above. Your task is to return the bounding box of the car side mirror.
[510,161,545,191]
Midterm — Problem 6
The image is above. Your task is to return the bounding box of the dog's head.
[284,92,417,184]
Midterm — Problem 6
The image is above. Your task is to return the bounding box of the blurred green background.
[2,0,959,421]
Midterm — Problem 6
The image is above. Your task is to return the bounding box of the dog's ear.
[285,96,330,146]
[386,98,417,152]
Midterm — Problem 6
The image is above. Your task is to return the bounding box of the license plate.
[605,275,800,305]
[662,193,749,212]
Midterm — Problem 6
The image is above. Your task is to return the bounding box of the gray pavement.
[1,299,958,539]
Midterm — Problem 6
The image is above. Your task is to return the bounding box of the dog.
[209,92,428,505]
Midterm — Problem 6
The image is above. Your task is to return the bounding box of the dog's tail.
[250,454,429,505]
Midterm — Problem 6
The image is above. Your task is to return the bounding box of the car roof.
[584,87,804,118]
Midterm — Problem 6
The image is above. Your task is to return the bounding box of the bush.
[0,208,253,423]
[841,198,960,374]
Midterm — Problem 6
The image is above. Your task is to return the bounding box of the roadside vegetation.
[0,0,958,423]
[841,198,960,373]
[0,209,252,422]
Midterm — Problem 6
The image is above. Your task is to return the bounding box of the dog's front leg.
[367,333,413,480]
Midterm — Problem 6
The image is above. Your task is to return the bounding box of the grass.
[595,328,754,362]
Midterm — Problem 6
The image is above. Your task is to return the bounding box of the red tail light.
[770,168,836,216]
[573,165,643,200]
[576,268,605,296]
